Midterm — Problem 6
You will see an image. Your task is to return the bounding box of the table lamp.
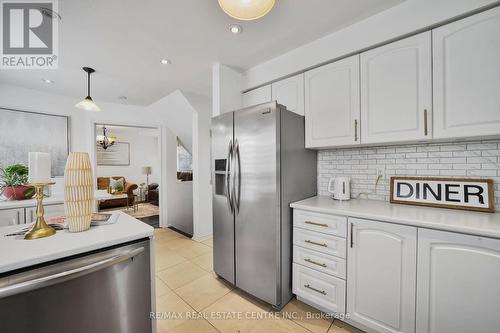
[142,166,151,187]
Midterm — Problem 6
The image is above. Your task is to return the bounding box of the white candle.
[28,152,52,184]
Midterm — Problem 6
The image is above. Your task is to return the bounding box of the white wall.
[243,0,499,90]
[164,126,193,233]
[184,92,213,240]
[149,90,194,152]
[95,126,160,186]
[318,140,500,211]
[212,63,243,117]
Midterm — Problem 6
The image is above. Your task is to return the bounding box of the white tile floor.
[153,228,364,333]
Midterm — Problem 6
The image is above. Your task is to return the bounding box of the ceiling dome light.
[42,78,53,84]
[160,59,171,65]
[229,24,243,34]
[218,0,275,21]
[75,67,101,112]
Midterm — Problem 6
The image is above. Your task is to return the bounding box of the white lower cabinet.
[292,209,347,314]
[25,203,65,223]
[293,245,346,279]
[293,227,347,258]
[293,263,346,313]
[416,229,500,333]
[347,218,417,333]
[0,208,25,227]
[293,208,500,333]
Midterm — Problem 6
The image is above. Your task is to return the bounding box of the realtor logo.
[1,0,58,69]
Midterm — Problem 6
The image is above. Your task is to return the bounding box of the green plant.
[0,164,29,187]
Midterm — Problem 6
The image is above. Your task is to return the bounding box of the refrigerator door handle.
[226,139,234,213]
[234,139,241,214]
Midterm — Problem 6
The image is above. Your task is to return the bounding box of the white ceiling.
[96,124,159,137]
[0,0,404,106]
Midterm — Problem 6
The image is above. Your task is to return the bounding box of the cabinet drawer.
[293,245,346,279]
[294,210,347,237]
[293,227,346,258]
[293,263,346,314]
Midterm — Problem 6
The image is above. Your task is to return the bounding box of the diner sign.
[390,177,495,212]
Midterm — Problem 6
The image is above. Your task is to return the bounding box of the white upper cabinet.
[360,32,432,144]
[416,229,500,333]
[305,55,360,148]
[242,85,271,108]
[433,7,500,139]
[271,73,304,116]
[347,218,417,333]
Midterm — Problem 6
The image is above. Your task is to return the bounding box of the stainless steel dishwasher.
[0,239,152,333]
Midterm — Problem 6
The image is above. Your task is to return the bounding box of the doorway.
[93,123,162,228]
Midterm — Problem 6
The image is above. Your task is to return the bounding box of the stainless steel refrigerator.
[211,101,317,309]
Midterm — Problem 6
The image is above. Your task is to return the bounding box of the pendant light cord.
[87,71,91,97]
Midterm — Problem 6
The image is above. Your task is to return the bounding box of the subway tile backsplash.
[318,139,500,211]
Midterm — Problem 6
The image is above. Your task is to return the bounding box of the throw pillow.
[110,177,124,193]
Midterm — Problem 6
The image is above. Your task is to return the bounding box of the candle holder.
[24,182,56,240]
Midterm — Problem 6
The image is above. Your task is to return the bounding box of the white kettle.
[328,177,351,201]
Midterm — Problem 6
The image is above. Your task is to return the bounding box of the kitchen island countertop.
[0,211,154,274]
[291,196,500,239]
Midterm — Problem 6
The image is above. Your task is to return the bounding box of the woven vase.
[64,152,94,232]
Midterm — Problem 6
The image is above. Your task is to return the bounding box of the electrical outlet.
[376,167,385,179]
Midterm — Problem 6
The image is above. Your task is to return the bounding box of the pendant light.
[218,0,275,21]
[75,67,101,112]
[96,125,116,150]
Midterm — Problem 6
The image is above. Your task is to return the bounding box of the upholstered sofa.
[97,177,137,209]
[147,183,159,206]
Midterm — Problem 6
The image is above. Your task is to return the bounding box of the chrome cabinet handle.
[305,239,328,247]
[305,221,328,227]
[354,119,358,141]
[0,247,144,299]
[304,258,327,268]
[350,223,354,248]
[304,284,327,295]
[225,140,234,213]
[424,109,428,136]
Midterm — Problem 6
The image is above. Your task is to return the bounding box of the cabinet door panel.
[347,218,416,333]
[26,203,65,223]
[305,55,360,148]
[272,74,304,115]
[0,208,25,226]
[361,32,431,144]
[242,85,271,108]
[433,7,500,139]
[416,229,500,333]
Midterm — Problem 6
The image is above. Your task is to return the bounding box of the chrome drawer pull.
[305,239,328,247]
[305,221,328,227]
[304,258,327,267]
[304,284,327,295]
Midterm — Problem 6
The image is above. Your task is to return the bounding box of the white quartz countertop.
[0,211,154,274]
[290,196,500,239]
